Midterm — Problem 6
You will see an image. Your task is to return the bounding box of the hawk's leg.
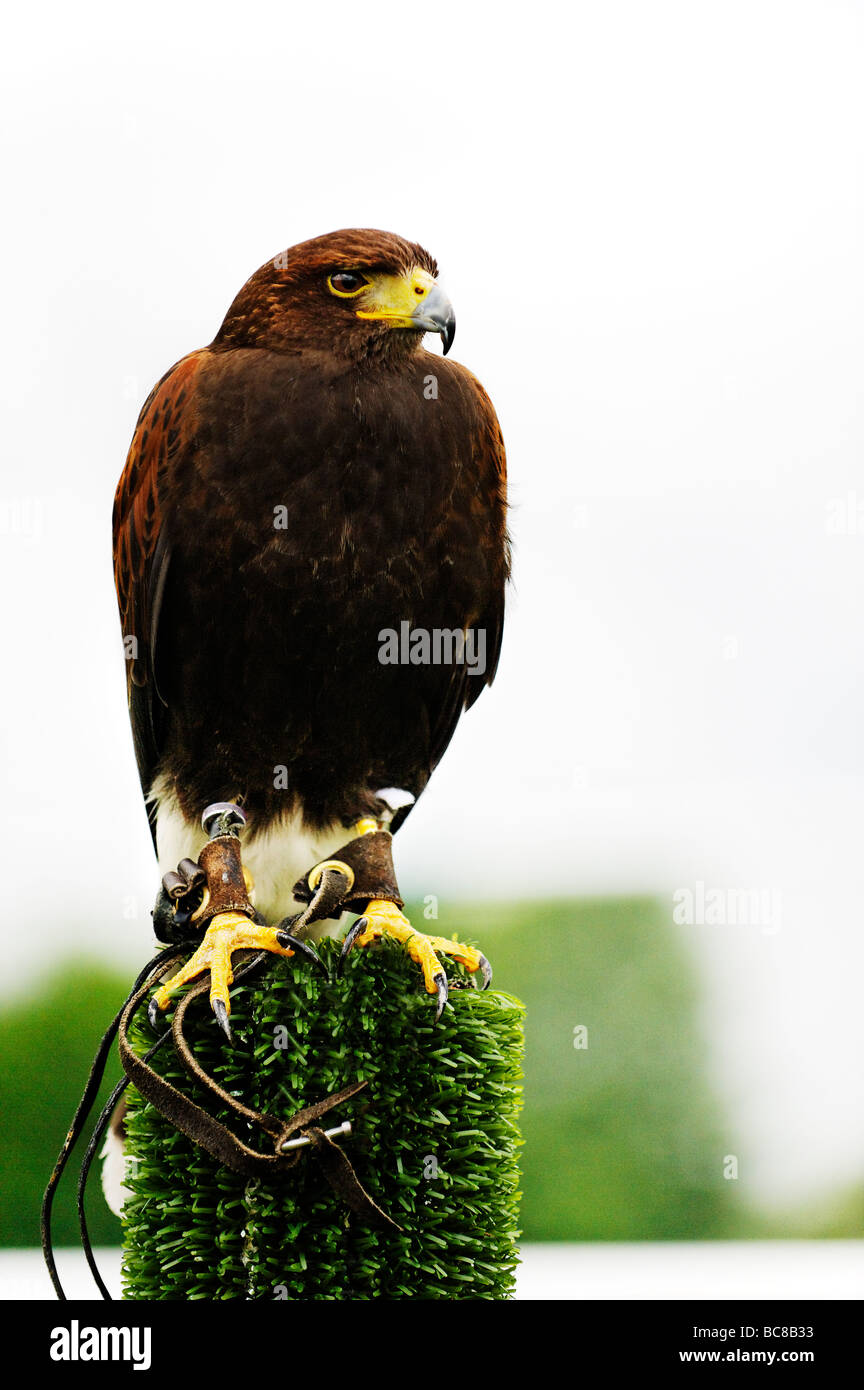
[148,802,323,1041]
[339,899,492,1022]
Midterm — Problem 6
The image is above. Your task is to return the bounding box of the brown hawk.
[113,228,509,1033]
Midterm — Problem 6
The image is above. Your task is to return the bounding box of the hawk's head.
[213,228,455,359]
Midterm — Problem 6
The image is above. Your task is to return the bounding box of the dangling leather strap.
[292,829,403,924]
[41,946,184,1301]
[117,960,400,1230]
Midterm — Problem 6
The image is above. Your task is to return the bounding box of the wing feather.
[112,352,202,844]
[426,367,509,774]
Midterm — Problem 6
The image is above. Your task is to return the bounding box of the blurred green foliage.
[3,897,856,1251]
[431,896,738,1240]
[1,963,127,1249]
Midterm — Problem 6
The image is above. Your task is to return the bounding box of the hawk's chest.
[173,354,477,632]
[198,377,462,577]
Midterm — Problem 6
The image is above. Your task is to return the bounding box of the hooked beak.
[410,282,456,355]
[355,268,456,355]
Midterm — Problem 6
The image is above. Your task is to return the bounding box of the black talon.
[433,971,449,1023]
[337,917,367,977]
[276,930,327,977]
[152,886,181,942]
[212,997,233,1044]
[153,871,205,944]
[147,996,163,1032]
[477,953,493,990]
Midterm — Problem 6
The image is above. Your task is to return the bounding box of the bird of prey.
[113,228,509,1030]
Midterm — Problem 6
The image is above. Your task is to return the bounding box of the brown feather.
[113,231,509,851]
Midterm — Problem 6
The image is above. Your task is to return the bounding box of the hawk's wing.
[426,367,509,775]
[112,352,203,847]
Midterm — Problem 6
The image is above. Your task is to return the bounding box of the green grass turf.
[121,936,524,1300]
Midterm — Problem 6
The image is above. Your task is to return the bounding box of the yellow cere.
[353,267,436,326]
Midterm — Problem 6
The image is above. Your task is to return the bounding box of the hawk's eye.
[328,271,369,297]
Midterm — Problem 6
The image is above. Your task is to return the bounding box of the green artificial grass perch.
[121,936,524,1300]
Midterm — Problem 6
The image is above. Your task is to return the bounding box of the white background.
[4,1242,861,1301]
[1,1,863,1214]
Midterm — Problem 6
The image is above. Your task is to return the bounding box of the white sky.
[2,0,863,1209]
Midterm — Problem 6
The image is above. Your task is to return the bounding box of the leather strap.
[163,827,402,939]
[41,946,183,1301]
[292,829,403,921]
[117,957,400,1230]
[197,834,254,917]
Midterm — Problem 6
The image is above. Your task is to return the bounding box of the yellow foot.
[338,899,492,1020]
[148,911,323,1041]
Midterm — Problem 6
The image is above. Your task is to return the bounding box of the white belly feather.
[150,776,350,937]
